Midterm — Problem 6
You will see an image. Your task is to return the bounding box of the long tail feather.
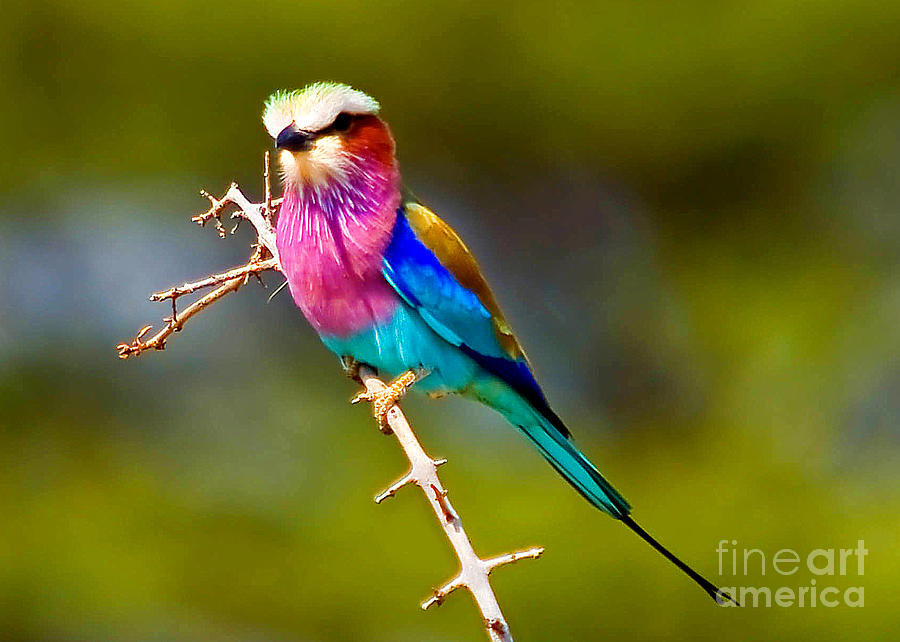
[620,514,740,606]
[515,419,631,518]
[516,412,738,606]
[490,385,738,606]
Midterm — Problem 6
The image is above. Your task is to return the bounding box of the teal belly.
[320,304,480,395]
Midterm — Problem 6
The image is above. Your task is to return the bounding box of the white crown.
[263,82,380,137]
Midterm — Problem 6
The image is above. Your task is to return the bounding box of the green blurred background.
[1,0,898,639]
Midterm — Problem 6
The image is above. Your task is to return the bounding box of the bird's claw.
[340,355,363,384]
[351,369,421,434]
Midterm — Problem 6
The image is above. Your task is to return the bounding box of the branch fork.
[115,153,544,641]
[116,155,281,360]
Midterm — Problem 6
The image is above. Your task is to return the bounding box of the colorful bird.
[263,82,735,605]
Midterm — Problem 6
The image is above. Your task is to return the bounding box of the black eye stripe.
[323,112,353,134]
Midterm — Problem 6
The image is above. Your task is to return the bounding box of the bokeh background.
[2,1,899,639]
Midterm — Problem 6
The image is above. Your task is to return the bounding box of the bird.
[263,81,736,606]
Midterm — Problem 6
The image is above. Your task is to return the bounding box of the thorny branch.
[148,258,279,304]
[116,155,281,359]
[360,367,544,641]
[115,153,544,641]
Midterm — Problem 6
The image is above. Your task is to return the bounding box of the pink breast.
[276,181,401,337]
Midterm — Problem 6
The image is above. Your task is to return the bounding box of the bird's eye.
[332,113,352,132]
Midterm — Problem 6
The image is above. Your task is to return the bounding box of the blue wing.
[382,201,569,437]
[381,201,631,518]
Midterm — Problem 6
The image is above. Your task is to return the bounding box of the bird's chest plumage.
[276,181,401,337]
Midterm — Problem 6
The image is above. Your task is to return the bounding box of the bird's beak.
[275,125,314,151]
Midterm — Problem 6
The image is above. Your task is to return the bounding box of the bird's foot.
[340,355,363,384]
[351,369,423,434]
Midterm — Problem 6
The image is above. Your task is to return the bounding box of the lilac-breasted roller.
[263,82,734,605]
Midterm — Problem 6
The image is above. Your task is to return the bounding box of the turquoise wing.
[382,201,567,435]
[381,200,631,517]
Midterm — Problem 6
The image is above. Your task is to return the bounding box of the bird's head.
[263,82,396,189]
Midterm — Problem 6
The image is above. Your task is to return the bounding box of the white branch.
[117,154,544,640]
[358,367,544,642]
[224,183,280,263]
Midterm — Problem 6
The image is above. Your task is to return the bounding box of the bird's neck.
[275,134,402,336]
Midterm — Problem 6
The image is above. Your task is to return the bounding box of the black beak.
[275,125,314,151]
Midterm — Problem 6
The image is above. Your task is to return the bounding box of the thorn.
[486,619,506,636]
[483,547,545,574]
[420,574,463,610]
[430,484,455,523]
[374,471,415,503]
[423,589,445,609]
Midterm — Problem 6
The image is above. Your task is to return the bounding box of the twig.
[115,154,543,640]
[263,150,275,224]
[359,367,543,641]
[117,276,245,358]
[117,161,281,359]
[148,257,278,302]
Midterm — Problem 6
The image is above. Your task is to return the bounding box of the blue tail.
[469,374,631,517]
[516,414,631,518]
[497,394,739,606]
